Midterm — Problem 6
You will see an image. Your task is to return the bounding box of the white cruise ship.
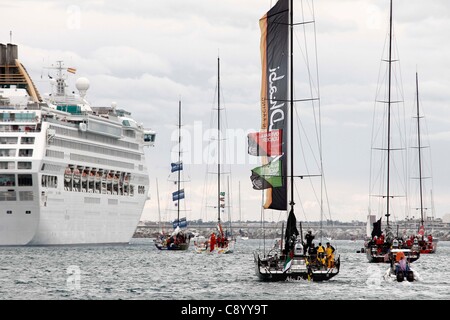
[0,43,156,245]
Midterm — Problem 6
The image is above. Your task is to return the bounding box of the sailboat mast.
[415,72,424,227]
[289,0,295,213]
[386,0,393,226]
[239,181,242,222]
[227,175,232,237]
[177,100,181,221]
[217,56,221,225]
[156,178,162,233]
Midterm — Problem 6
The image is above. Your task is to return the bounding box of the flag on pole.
[247,129,282,156]
[171,161,183,173]
[172,189,185,201]
[250,157,283,190]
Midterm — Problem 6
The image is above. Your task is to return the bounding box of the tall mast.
[227,175,232,237]
[177,100,181,221]
[217,56,221,225]
[415,72,424,227]
[239,181,242,222]
[289,0,294,214]
[385,0,393,226]
[156,178,161,233]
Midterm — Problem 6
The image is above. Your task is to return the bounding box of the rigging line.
[200,74,220,222]
[293,177,308,222]
[294,29,319,99]
[370,21,398,216]
[260,188,265,253]
[293,109,322,219]
[295,30,324,220]
[294,2,331,224]
[294,112,321,195]
[299,1,321,150]
[420,102,435,218]
[177,100,181,220]
[309,0,330,224]
[294,106,321,172]
[389,39,408,191]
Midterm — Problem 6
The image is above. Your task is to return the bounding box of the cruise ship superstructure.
[0,43,156,245]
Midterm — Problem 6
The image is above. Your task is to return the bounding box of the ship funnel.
[6,43,18,65]
[75,77,90,98]
[0,44,6,65]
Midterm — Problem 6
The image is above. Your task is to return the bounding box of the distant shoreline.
[133,220,450,241]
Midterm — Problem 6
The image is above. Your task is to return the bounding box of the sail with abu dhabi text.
[259,0,288,210]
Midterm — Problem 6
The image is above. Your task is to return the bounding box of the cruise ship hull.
[30,190,145,245]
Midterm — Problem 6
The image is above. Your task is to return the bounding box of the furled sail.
[284,209,299,253]
[371,218,382,239]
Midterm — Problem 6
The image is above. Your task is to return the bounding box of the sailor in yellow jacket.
[325,242,335,268]
[317,243,326,266]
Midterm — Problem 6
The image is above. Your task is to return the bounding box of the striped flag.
[250,157,283,190]
[283,256,292,272]
[67,67,77,74]
[247,129,282,157]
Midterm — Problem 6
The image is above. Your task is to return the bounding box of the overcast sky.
[3,0,450,223]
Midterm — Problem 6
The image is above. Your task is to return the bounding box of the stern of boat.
[0,203,40,245]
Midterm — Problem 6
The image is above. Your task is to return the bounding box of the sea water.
[0,239,448,300]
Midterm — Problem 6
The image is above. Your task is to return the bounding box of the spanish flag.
[67,67,77,74]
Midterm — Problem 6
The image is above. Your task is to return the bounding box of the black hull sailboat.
[254,253,341,282]
[254,215,340,282]
[251,0,340,282]
[365,245,420,264]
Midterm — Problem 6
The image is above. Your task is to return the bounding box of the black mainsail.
[259,0,288,210]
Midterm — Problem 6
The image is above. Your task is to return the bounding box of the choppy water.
[0,239,448,300]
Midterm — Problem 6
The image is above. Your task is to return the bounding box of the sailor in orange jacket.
[209,233,216,252]
[395,250,405,262]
